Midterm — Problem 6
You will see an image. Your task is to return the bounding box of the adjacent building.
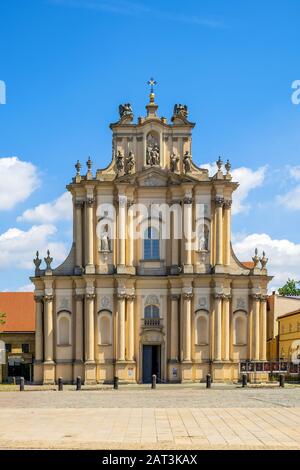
[0,293,35,382]
[31,88,272,384]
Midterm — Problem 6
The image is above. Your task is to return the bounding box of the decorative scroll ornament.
[183,150,191,173]
[44,250,53,270]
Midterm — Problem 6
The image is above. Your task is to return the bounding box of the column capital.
[170,293,181,300]
[75,294,85,301]
[260,295,268,302]
[118,195,127,207]
[183,196,193,205]
[183,292,193,300]
[127,199,134,208]
[44,295,54,302]
[85,293,95,300]
[125,294,136,301]
[251,293,261,300]
[117,292,127,300]
[223,199,232,209]
[86,197,95,206]
[214,293,225,300]
[75,199,84,208]
[215,196,224,207]
[34,295,44,303]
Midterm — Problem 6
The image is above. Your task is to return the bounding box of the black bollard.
[19,377,24,391]
[151,374,157,389]
[113,376,119,390]
[242,373,247,387]
[58,377,63,391]
[76,376,81,391]
[206,374,211,389]
[279,374,285,387]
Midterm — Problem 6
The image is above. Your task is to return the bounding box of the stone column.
[183,196,193,270]
[75,294,84,362]
[127,201,134,267]
[34,296,44,362]
[215,197,224,266]
[85,294,95,362]
[85,197,95,273]
[126,294,135,361]
[171,203,180,270]
[75,200,84,272]
[44,295,54,362]
[170,294,180,361]
[118,195,127,267]
[252,294,260,361]
[117,292,126,361]
[223,295,230,361]
[214,294,222,361]
[182,292,193,361]
[224,199,232,266]
[260,296,267,361]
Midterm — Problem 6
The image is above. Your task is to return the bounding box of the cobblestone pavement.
[1,386,300,449]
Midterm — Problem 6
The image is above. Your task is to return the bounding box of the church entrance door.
[142,345,161,383]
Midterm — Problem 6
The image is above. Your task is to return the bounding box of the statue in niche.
[125,151,135,174]
[173,104,188,120]
[119,103,133,120]
[115,150,124,174]
[183,150,192,173]
[146,133,160,166]
[170,152,179,172]
[100,224,111,252]
[198,224,209,251]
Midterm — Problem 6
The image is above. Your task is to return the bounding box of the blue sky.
[0,0,300,291]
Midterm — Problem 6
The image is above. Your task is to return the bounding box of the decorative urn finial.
[44,249,53,271]
[86,156,92,171]
[260,251,268,269]
[216,156,223,171]
[75,160,81,176]
[225,159,231,174]
[252,248,260,267]
[33,251,42,274]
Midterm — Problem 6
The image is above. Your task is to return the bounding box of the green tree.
[278,279,300,296]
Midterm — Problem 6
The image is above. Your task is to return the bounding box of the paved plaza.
[1,385,300,449]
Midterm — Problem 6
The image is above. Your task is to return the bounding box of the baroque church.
[31,85,271,384]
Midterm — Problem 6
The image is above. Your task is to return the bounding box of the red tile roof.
[242,261,255,269]
[0,293,35,332]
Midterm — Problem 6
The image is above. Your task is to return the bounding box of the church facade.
[31,88,271,384]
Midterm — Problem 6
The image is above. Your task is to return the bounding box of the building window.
[22,343,29,353]
[144,305,160,319]
[144,227,159,260]
[234,312,247,345]
[5,343,11,353]
[195,311,209,345]
[98,311,112,345]
[57,312,71,346]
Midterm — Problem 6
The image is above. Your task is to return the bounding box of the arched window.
[98,311,112,345]
[144,305,160,319]
[195,311,209,345]
[144,227,159,260]
[57,312,71,346]
[234,312,247,345]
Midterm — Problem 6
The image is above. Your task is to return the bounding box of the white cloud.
[17,283,34,292]
[202,163,267,215]
[17,192,72,223]
[287,165,300,182]
[233,232,300,291]
[278,185,300,210]
[0,224,68,270]
[0,157,39,210]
